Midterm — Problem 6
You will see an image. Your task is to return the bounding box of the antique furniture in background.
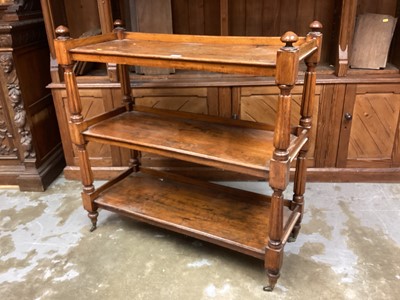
[40,0,400,182]
[0,0,64,191]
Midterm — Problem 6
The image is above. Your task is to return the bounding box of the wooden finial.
[309,20,323,32]
[113,19,125,30]
[55,25,70,40]
[281,31,298,48]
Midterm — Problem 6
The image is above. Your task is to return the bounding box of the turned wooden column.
[291,21,323,241]
[113,19,140,172]
[55,25,97,231]
[265,31,300,291]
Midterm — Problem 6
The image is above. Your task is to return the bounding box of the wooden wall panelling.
[188,0,205,34]
[314,0,337,65]
[205,0,221,35]
[171,0,190,34]
[132,0,174,75]
[220,0,229,35]
[356,0,398,14]
[245,0,264,36]
[228,0,336,66]
[171,0,220,35]
[63,0,100,38]
[229,0,246,36]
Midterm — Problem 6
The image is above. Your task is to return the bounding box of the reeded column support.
[55,25,98,231]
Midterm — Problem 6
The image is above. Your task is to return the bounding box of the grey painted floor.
[0,176,399,299]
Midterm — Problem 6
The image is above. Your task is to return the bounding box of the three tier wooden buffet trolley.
[54,20,322,291]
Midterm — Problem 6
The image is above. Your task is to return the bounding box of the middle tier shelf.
[83,106,299,178]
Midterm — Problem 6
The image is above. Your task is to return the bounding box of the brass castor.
[88,211,98,232]
[263,285,274,292]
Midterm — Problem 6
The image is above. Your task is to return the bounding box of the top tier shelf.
[55,30,319,76]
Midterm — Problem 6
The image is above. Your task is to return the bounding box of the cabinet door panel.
[338,84,400,168]
[240,85,320,165]
[348,93,400,159]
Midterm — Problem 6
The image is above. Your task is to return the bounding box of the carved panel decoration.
[0,102,17,157]
[0,52,35,159]
[0,0,65,190]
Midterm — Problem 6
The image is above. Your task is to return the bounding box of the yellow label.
[383,18,389,23]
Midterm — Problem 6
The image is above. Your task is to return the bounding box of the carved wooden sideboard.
[0,1,64,191]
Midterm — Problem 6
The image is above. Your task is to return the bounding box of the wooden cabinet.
[0,1,64,191]
[40,0,400,182]
[53,19,322,291]
[313,82,400,182]
[338,84,400,172]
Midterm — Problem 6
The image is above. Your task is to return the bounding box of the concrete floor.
[0,176,399,300]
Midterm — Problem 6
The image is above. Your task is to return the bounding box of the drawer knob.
[344,113,352,121]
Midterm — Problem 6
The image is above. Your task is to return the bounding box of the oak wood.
[66,32,317,76]
[53,21,322,290]
[94,169,297,259]
[82,106,297,178]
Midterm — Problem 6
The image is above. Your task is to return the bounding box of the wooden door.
[337,84,400,168]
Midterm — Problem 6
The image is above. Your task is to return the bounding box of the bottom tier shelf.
[94,169,299,259]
